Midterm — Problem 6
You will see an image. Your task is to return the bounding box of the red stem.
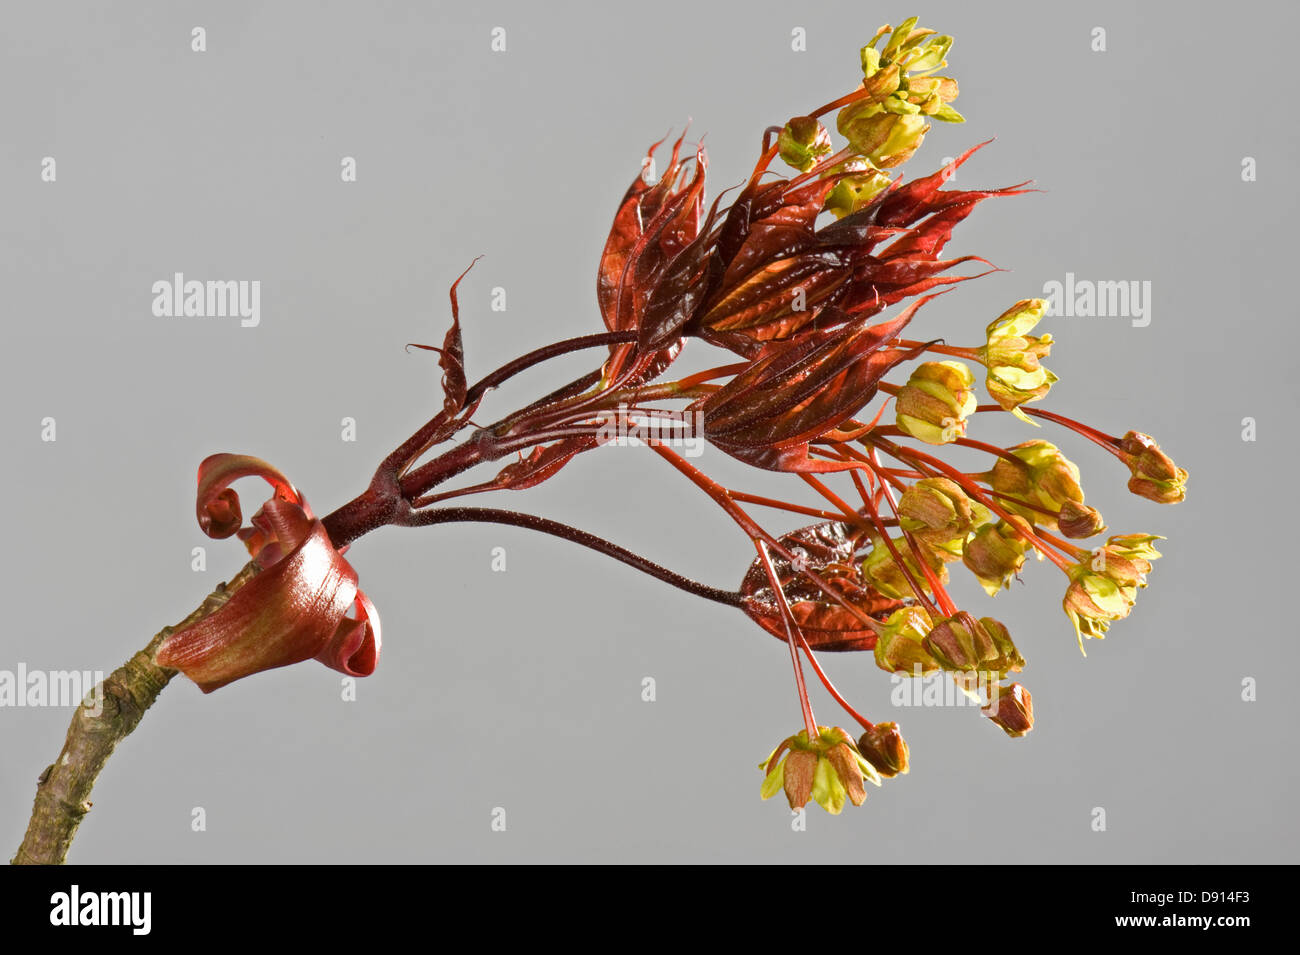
[868,435,1076,574]
[755,539,819,741]
[649,444,885,635]
[402,506,745,607]
[793,629,875,733]
[896,339,982,361]
[976,404,1124,457]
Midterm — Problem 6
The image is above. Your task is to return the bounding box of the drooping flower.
[983,682,1034,737]
[155,454,381,693]
[1062,534,1162,651]
[861,533,950,599]
[1118,431,1188,503]
[895,360,978,444]
[978,299,1057,421]
[759,726,883,814]
[962,519,1032,595]
[1057,500,1107,540]
[857,722,910,777]
[989,440,1086,532]
[922,611,1025,678]
[872,606,939,675]
[897,477,990,545]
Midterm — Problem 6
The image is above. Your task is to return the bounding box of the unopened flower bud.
[1118,431,1188,504]
[979,299,1057,421]
[857,722,910,777]
[1058,500,1106,539]
[778,116,834,172]
[895,360,977,445]
[873,606,940,675]
[983,682,1034,737]
[962,519,1031,595]
[989,440,1085,531]
[922,611,1024,677]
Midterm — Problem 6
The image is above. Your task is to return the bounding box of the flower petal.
[760,759,786,801]
[810,755,847,814]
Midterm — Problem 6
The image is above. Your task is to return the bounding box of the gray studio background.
[2,0,1296,863]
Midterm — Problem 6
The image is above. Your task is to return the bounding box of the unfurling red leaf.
[695,297,937,469]
[194,453,307,542]
[597,133,711,382]
[438,259,476,414]
[492,437,596,491]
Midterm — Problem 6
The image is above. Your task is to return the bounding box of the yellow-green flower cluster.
[837,19,963,170]
[775,17,963,217]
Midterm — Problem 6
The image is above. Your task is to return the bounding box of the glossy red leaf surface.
[740,521,904,651]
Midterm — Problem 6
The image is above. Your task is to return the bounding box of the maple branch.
[13,561,260,865]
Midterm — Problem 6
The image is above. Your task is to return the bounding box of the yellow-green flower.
[759,726,882,814]
[897,477,991,547]
[905,75,962,119]
[873,606,940,675]
[1062,534,1163,652]
[989,440,1085,531]
[895,360,978,445]
[837,107,930,169]
[922,611,1025,678]
[861,535,950,599]
[822,156,893,218]
[858,18,962,121]
[978,299,1057,423]
[962,518,1032,595]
